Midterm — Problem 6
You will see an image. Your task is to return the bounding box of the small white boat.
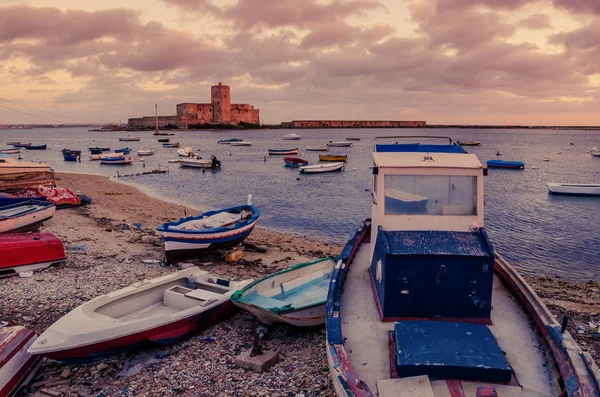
[100,156,133,165]
[180,156,221,169]
[299,162,344,174]
[306,146,328,151]
[0,199,56,234]
[28,268,252,363]
[282,133,301,140]
[327,141,352,147]
[592,151,600,157]
[1,327,41,396]
[548,182,600,196]
[230,142,252,146]
[137,148,154,156]
[231,257,336,326]
[177,147,195,157]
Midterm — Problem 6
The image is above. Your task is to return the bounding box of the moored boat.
[88,146,110,152]
[345,137,360,141]
[28,268,252,363]
[179,156,221,169]
[157,204,259,262]
[0,232,66,276]
[217,138,243,144]
[100,156,133,165]
[119,136,141,141]
[162,142,180,148]
[11,143,31,148]
[63,154,79,161]
[327,141,352,147]
[25,144,47,150]
[177,147,195,157]
[283,157,309,168]
[325,137,600,397]
[230,141,252,146]
[231,257,336,327]
[548,182,600,196]
[306,146,328,151]
[157,138,170,143]
[90,152,125,161]
[0,327,41,396]
[592,151,600,157]
[319,154,347,162]
[487,159,525,169]
[61,149,81,156]
[137,148,154,156]
[0,199,56,233]
[268,148,298,155]
[299,162,344,174]
[457,140,481,146]
[0,148,20,154]
[114,147,131,154]
[283,133,302,140]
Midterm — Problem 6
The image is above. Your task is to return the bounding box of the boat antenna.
[155,103,158,133]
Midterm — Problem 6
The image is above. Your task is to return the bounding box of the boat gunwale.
[157,205,260,235]
[0,200,56,220]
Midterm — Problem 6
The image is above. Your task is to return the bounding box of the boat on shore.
[0,148,20,154]
[0,232,66,276]
[306,146,328,151]
[268,148,298,155]
[299,162,344,174]
[457,140,481,146]
[6,142,21,146]
[217,138,243,144]
[0,158,55,191]
[548,182,600,196]
[327,142,352,148]
[100,156,133,165]
[162,142,180,148]
[232,257,336,327]
[0,326,41,396]
[119,136,141,142]
[0,199,56,233]
[25,144,47,150]
[137,148,154,156]
[283,157,309,168]
[28,268,252,363]
[487,159,525,169]
[157,204,259,262]
[179,156,221,169]
[325,137,600,397]
[319,154,347,162]
[230,142,252,146]
[283,133,301,140]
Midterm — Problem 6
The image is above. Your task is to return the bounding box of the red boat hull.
[0,233,66,272]
[40,300,239,364]
[0,327,41,397]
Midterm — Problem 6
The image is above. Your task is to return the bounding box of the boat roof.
[373,151,483,169]
[376,143,467,154]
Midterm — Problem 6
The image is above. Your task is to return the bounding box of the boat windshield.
[384,175,477,216]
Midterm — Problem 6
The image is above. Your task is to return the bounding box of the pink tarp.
[15,185,80,206]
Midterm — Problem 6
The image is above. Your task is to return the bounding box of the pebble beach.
[1,172,598,397]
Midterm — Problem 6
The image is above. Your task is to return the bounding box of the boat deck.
[340,243,560,396]
[243,272,331,309]
[0,203,42,218]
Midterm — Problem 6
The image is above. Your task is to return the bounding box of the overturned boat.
[28,268,252,363]
[0,232,66,276]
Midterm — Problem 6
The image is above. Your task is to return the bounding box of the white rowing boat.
[548,182,600,196]
[299,162,344,174]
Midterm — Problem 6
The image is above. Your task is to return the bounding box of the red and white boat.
[28,268,252,363]
[0,233,66,276]
[0,327,41,397]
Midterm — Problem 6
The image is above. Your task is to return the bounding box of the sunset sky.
[1,0,599,125]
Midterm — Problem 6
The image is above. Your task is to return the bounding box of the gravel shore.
[1,172,597,397]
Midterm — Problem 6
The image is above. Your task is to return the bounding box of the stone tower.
[211,82,231,123]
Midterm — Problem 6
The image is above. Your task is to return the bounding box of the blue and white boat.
[114,147,131,154]
[486,159,525,169]
[231,257,336,327]
[100,156,133,165]
[0,199,56,233]
[157,204,259,263]
[325,136,599,397]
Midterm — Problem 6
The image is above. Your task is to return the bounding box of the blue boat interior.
[0,200,52,219]
[375,143,467,154]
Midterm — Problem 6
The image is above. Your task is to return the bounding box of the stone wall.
[128,116,180,128]
[289,120,426,128]
[176,103,213,124]
[231,104,260,124]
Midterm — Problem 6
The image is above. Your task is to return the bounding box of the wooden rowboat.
[457,140,481,146]
[28,268,252,363]
[283,157,309,168]
[299,162,344,173]
[319,154,347,162]
[232,257,336,327]
[162,142,180,148]
[119,136,141,141]
[268,148,298,155]
[0,148,20,154]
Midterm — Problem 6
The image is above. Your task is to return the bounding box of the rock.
[235,349,279,373]
[96,363,108,371]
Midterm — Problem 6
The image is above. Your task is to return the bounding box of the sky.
[1,0,600,125]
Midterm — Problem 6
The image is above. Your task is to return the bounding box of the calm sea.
[2,127,599,281]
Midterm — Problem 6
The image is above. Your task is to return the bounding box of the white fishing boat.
[28,268,252,363]
[179,156,221,169]
[548,182,600,196]
[299,162,344,174]
[137,148,154,156]
[230,142,252,146]
[283,133,302,140]
[327,141,352,147]
[0,199,56,234]
[177,147,195,157]
[0,327,41,396]
[231,257,336,327]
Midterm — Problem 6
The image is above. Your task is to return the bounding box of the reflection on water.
[2,127,599,281]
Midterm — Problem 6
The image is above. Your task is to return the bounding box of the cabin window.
[383,175,477,216]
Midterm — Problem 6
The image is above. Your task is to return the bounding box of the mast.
[155,103,158,133]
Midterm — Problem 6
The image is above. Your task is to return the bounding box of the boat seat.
[185,288,221,304]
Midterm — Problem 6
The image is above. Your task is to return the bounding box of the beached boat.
[179,156,221,169]
[0,158,54,191]
[0,199,56,233]
[325,137,600,397]
[177,147,195,157]
[28,268,252,363]
[345,137,360,141]
[61,149,81,156]
[306,147,328,151]
[327,142,352,148]
[63,154,79,162]
[230,142,252,146]
[217,138,243,144]
[0,158,51,175]
[100,156,133,165]
[162,142,180,148]
[157,204,259,262]
[137,148,154,156]
[0,148,20,154]
[0,327,41,396]
[11,143,31,148]
[283,157,309,168]
[114,147,131,154]
[0,232,66,276]
[157,138,170,143]
[25,144,47,150]
[548,182,600,196]
[268,148,298,155]
[487,159,525,169]
[299,162,344,174]
[231,257,336,327]
[283,133,302,140]
[319,154,347,162]
[457,140,481,146]
[119,136,141,141]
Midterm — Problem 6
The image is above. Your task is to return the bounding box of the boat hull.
[486,160,525,169]
[0,327,41,397]
[268,149,298,155]
[119,138,140,141]
[548,183,600,196]
[0,149,20,154]
[0,202,56,234]
[25,145,47,150]
[100,156,133,164]
[300,162,344,173]
[319,155,347,162]
[327,142,352,147]
[240,304,326,327]
[283,157,308,168]
[0,233,66,274]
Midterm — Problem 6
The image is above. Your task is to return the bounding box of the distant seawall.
[282,120,426,128]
